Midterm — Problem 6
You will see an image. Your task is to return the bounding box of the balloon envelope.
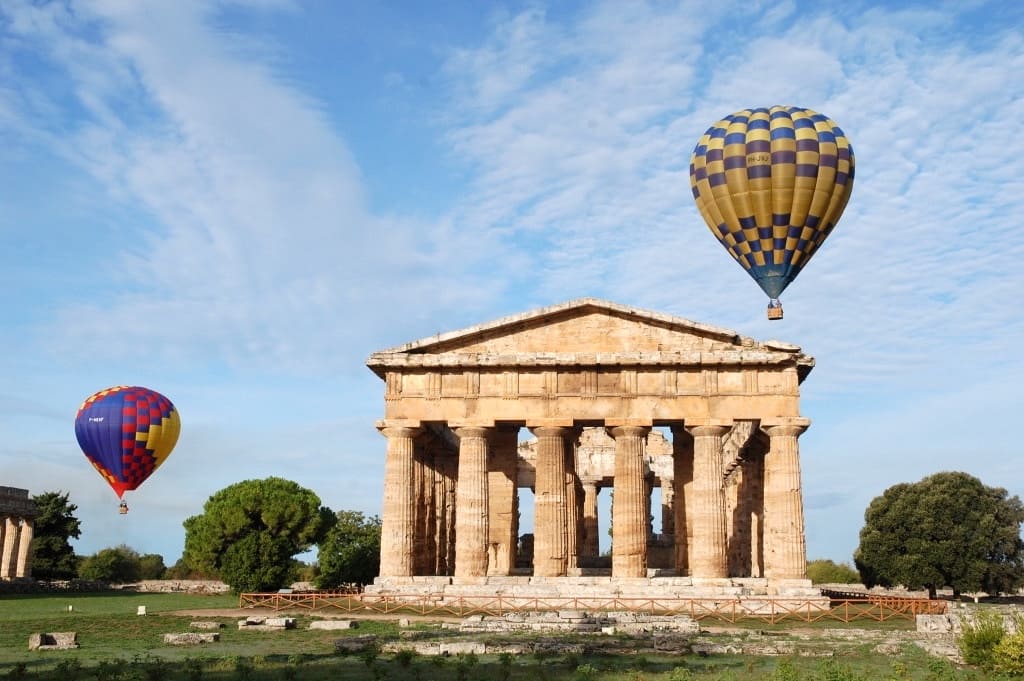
[689,106,855,300]
[74,386,180,498]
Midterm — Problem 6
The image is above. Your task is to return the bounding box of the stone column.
[415,444,437,576]
[688,424,731,579]
[378,425,421,577]
[15,518,33,578]
[454,426,491,578]
[2,516,19,579]
[531,426,570,577]
[411,440,427,575]
[662,482,675,538]
[762,423,809,580]
[670,426,694,575]
[435,452,458,576]
[565,429,582,570]
[608,425,651,578]
[488,425,519,575]
[580,480,600,562]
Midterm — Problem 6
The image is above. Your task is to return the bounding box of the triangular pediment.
[367,299,812,377]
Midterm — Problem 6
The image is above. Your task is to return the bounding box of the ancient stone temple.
[366,299,816,596]
[0,487,38,580]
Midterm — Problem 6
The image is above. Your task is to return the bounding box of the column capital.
[762,421,810,438]
[378,424,423,439]
[529,425,571,438]
[453,426,492,440]
[687,424,731,438]
[606,425,651,439]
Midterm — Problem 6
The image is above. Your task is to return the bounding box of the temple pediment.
[367,298,813,377]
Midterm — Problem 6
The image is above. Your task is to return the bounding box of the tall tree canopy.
[182,477,334,593]
[316,510,381,589]
[855,471,1024,599]
[30,491,81,580]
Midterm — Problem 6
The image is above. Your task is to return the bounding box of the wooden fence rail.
[238,591,946,624]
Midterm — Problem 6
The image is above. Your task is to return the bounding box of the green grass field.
[0,592,996,680]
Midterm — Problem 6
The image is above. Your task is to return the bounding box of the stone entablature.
[367,299,813,590]
[0,487,37,581]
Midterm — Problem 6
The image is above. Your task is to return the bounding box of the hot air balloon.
[74,386,180,513]
[689,106,855,319]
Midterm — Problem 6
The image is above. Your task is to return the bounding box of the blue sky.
[1,0,1022,568]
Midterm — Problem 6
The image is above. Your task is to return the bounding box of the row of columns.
[0,516,34,580]
[378,421,807,581]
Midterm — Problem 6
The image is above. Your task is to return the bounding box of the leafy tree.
[78,545,142,583]
[316,510,381,589]
[182,477,334,593]
[806,558,860,584]
[137,553,167,580]
[855,471,1024,599]
[30,491,81,580]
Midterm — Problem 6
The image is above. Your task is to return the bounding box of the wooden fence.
[238,591,947,624]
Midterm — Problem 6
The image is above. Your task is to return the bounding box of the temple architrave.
[0,486,38,580]
[366,299,817,597]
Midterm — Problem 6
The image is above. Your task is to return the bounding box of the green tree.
[182,477,334,593]
[30,491,81,580]
[315,511,381,589]
[855,471,1024,599]
[137,553,167,580]
[806,558,860,584]
[78,545,142,583]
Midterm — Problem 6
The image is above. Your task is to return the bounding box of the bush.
[806,558,860,584]
[958,609,1006,668]
[995,631,1024,674]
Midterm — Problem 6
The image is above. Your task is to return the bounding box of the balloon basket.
[767,303,784,320]
[118,502,129,515]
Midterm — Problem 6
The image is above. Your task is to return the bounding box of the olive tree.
[855,471,1024,599]
[182,477,334,593]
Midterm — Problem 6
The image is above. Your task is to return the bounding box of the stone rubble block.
[237,616,296,630]
[334,634,378,653]
[163,632,219,645]
[440,641,487,655]
[28,632,78,650]
[309,619,357,630]
[190,621,224,630]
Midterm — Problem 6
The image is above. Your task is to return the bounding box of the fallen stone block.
[334,634,378,654]
[309,620,357,630]
[163,632,220,645]
[439,641,486,656]
[28,632,79,650]
[190,621,225,630]
[237,616,296,630]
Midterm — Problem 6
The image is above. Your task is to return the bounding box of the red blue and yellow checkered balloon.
[690,106,855,307]
[74,386,180,499]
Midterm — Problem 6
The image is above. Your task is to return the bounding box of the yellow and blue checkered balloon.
[690,106,855,306]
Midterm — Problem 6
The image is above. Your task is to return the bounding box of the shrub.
[995,631,1024,674]
[958,609,1006,668]
[573,663,599,680]
[806,558,861,584]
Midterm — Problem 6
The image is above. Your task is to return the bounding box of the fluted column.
[454,427,491,578]
[763,423,809,580]
[688,424,731,578]
[1,516,18,579]
[565,429,582,570]
[15,519,33,578]
[531,426,569,577]
[581,480,600,561]
[378,426,422,577]
[435,453,458,576]
[487,426,519,575]
[671,425,694,575]
[609,425,651,577]
[661,482,675,538]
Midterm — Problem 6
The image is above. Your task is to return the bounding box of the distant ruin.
[0,486,37,580]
